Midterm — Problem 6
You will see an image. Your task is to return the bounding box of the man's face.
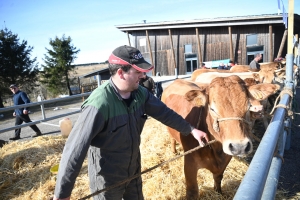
[10,87,19,94]
[257,54,262,61]
[122,67,144,91]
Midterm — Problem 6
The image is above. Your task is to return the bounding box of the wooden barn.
[116,14,300,76]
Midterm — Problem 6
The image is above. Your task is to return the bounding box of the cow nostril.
[229,143,234,152]
[245,142,251,153]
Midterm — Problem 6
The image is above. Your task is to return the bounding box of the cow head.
[206,76,253,155]
[206,75,280,156]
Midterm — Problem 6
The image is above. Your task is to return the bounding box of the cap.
[108,45,154,72]
[9,84,18,88]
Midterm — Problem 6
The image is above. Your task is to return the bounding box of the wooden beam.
[269,25,273,62]
[168,29,177,72]
[146,30,154,76]
[228,26,234,62]
[287,0,294,54]
[195,28,202,68]
[127,32,131,46]
[277,30,288,58]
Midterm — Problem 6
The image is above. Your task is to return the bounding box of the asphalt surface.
[0,76,299,199]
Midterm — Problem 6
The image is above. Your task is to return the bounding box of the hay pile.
[0,118,286,199]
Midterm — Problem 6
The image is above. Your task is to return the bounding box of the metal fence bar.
[0,92,91,134]
[234,53,295,199]
[233,94,289,200]
[0,92,91,113]
[261,118,289,199]
[0,110,81,134]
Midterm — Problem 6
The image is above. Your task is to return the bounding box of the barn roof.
[79,67,109,79]
[116,13,300,32]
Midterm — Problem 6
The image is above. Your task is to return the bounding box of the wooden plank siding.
[131,24,286,75]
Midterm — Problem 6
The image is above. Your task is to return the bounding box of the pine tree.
[0,28,39,105]
[41,35,80,96]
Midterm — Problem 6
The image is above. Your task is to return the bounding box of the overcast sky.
[0,0,298,67]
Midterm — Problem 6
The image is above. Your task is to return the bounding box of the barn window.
[184,44,192,53]
[246,34,258,46]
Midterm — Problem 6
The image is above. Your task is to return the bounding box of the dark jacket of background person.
[139,75,155,94]
[13,90,30,115]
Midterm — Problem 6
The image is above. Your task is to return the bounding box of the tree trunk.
[65,71,73,96]
[0,95,4,108]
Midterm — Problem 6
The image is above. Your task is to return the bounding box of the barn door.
[185,58,198,74]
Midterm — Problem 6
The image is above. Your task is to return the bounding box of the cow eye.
[248,105,252,110]
[210,107,217,114]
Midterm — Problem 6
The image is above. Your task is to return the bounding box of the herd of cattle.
[161,59,298,199]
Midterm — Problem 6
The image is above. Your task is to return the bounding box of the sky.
[0,0,299,68]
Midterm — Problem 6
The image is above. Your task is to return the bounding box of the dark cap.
[9,84,18,88]
[108,45,154,72]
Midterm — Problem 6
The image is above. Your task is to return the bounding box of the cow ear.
[184,90,207,107]
[248,84,280,100]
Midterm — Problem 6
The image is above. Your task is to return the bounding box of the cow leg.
[184,155,199,199]
[170,137,177,154]
[213,173,223,193]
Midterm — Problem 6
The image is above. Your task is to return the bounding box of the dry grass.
[0,118,287,200]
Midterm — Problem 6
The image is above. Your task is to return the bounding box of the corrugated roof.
[116,13,300,32]
[79,67,109,79]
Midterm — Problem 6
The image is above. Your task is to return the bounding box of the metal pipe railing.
[0,92,91,134]
[261,118,289,199]
[233,53,295,199]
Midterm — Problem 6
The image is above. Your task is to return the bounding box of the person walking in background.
[9,84,42,140]
[52,45,209,200]
[249,53,262,70]
[139,72,155,94]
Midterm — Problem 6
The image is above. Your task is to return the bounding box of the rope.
[269,87,294,115]
[218,117,249,124]
[213,117,251,132]
[78,140,217,200]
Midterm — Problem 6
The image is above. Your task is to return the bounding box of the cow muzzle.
[213,117,253,155]
[223,139,253,156]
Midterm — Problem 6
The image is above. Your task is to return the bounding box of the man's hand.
[52,195,70,200]
[23,110,28,115]
[13,112,16,117]
[191,129,209,147]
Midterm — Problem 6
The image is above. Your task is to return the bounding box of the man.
[139,72,155,94]
[9,84,42,140]
[249,53,262,70]
[218,62,225,70]
[53,45,208,200]
[201,63,207,69]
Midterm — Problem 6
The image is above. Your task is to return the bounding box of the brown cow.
[162,76,280,199]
